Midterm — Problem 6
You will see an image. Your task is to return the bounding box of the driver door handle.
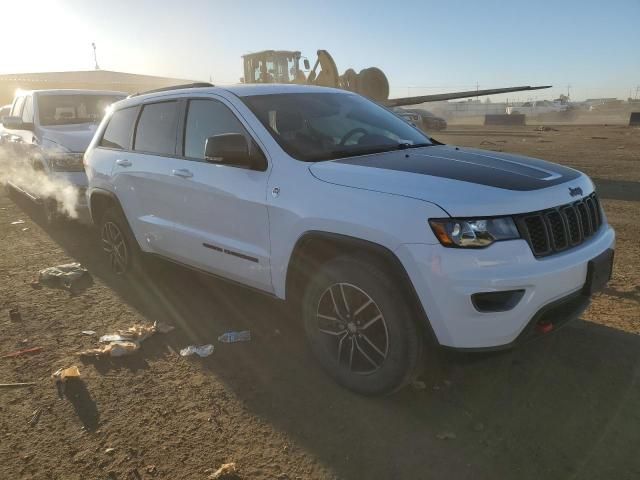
[172,168,193,178]
[115,159,132,167]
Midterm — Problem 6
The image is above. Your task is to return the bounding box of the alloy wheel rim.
[315,282,389,375]
[101,221,128,275]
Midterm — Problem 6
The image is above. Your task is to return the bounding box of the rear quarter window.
[100,107,138,150]
[133,101,180,155]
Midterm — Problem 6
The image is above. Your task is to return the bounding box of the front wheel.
[42,199,64,226]
[302,256,423,395]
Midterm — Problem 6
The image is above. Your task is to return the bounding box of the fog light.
[471,289,525,313]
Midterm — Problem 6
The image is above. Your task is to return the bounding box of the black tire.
[41,199,64,226]
[302,255,423,395]
[99,206,142,275]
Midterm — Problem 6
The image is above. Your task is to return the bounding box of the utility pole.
[92,42,100,70]
[566,84,571,99]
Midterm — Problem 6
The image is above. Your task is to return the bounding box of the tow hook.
[536,321,554,334]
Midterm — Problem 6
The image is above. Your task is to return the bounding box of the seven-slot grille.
[515,193,603,257]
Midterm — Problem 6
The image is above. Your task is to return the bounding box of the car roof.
[117,83,349,108]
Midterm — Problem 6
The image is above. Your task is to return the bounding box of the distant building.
[0,69,197,105]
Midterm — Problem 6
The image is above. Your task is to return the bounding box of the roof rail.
[128,82,214,98]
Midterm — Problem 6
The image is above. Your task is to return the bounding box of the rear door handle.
[172,168,193,178]
[116,159,132,167]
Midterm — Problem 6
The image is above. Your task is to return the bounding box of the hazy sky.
[2,0,639,101]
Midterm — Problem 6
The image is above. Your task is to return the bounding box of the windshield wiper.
[397,142,432,150]
[319,142,433,161]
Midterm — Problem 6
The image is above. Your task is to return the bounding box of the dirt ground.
[1,125,639,480]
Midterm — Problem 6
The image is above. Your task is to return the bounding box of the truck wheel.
[99,206,141,275]
[42,199,64,226]
[302,255,423,395]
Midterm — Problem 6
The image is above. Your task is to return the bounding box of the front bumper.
[396,224,615,349]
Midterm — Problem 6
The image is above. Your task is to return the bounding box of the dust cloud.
[0,148,80,218]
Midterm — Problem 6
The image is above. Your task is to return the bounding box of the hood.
[309,145,593,217]
[40,123,99,153]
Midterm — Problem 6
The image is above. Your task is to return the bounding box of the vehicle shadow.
[14,197,640,480]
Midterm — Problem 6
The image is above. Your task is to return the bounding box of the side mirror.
[2,116,32,131]
[303,59,310,70]
[204,133,251,168]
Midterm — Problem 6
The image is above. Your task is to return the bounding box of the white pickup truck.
[1,89,125,223]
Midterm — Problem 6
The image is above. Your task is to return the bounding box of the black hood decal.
[334,147,581,191]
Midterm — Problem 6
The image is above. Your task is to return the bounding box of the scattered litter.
[436,431,457,440]
[591,136,608,140]
[9,308,21,322]
[0,382,36,389]
[52,365,80,382]
[145,465,157,475]
[78,321,174,358]
[21,227,29,232]
[535,126,558,132]
[105,447,116,454]
[52,365,81,397]
[1,346,43,358]
[99,322,166,343]
[208,462,237,479]
[180,344,214,357]
[218,331,251,343]
[81,330,96,336]
[10,220,25,225]
[78,341,139,358]
[28,408,43,426]
[37,262,91,290]
[411,380,427,391]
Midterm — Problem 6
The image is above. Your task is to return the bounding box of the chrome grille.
[516,193,603,258]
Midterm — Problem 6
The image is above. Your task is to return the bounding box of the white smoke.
[0,147,80,218]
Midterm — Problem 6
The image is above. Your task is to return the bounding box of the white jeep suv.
[84,84,615,394]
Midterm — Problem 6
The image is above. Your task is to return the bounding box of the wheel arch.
[284,231,438,344]
[88,188,122,226]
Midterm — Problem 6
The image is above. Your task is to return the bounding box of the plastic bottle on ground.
[218,330,251,343]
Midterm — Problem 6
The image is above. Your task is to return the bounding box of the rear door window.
[134,101,180,155]
[100,107,138,150]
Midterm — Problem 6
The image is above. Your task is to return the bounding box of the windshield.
[242,92,432,161]
[38,94,124,126]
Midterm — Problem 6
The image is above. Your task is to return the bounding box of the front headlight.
[429,217,520,248]
[47,153,85,172]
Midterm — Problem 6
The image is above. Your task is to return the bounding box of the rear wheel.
[302,256,423,395]
[99,207,141,275]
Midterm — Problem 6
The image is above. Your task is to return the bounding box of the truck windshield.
[38,94,124,126]
[242,92,432,161]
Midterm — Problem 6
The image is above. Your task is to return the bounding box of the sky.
[2,0,639,102]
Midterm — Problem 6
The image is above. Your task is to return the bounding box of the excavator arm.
[381,85,552,107]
